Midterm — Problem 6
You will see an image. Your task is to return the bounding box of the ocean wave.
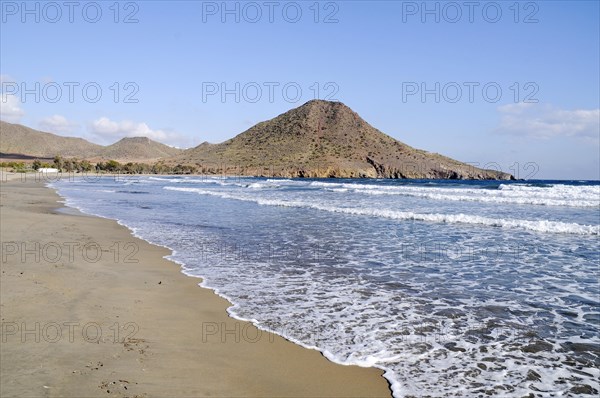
[165,186,599,235]
[307,181,600,207]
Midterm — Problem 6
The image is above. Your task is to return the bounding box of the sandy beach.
[0,175,390,397]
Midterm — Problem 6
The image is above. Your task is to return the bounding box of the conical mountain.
[172,100,513,179]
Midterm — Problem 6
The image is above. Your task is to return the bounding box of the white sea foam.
[165,186,599,235]
[308,181,600,207]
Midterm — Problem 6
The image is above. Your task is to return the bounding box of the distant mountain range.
[0,121,181,162]
[0,101,514,179]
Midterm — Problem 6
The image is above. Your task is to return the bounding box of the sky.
[1,0,599,180]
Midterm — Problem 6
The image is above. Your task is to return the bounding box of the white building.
[37,168,59,173]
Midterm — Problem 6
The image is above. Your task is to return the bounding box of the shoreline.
[50,180,392,376]
[0,169,517,182]
[0,176,391,397]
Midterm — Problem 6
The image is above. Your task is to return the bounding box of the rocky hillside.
[170,100,514,180]
[0,121,182,162]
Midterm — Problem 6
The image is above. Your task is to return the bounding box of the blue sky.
[1,0,599,179]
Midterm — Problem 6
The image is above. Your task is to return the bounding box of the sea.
[50,176,600,397]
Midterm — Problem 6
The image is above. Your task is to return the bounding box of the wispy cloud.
[39,115,79,135]
[496,103,599,142]
[0,94,25,123]
[88,117,185,147]
[0,75,25,123]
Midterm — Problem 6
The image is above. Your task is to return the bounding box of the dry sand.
[0,175,391,397]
